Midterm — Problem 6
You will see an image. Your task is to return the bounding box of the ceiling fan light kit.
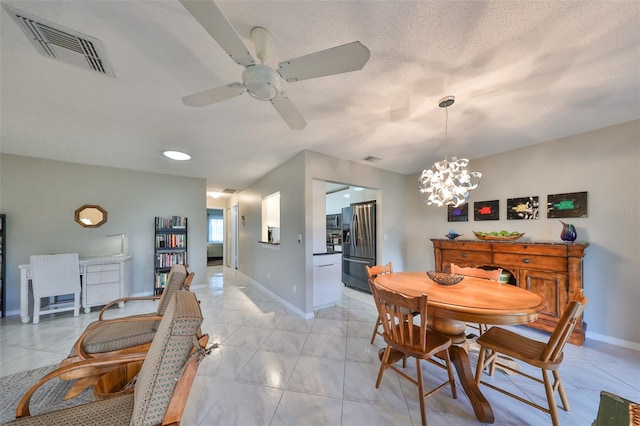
[418,96,482,208]
[179,0,370,130]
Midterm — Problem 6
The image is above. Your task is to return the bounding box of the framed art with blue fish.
[474,200,499,221]
[447,203,468,222]
[507,196,540,220]
[547,191,588,218]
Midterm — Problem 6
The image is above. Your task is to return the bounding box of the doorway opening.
[207,208,224,266]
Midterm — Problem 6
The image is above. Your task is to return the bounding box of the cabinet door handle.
[462,253,468,258]
[522,258,530,263]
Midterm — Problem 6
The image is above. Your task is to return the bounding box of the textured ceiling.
[2,1,639,194]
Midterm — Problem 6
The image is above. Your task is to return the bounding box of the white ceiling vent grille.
[3,4,115,77]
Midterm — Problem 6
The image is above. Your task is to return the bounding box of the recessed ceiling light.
[207,192,221,198]
[163,150,191,161]
[352,187,365,192]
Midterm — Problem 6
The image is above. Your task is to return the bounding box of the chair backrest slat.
[370,280,428,353]
[451,263,502,281]
[366,262,393,282]
[541,290,588,362]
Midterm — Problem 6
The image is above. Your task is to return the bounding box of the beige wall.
[0,154,207,314]
[406,120,640,347]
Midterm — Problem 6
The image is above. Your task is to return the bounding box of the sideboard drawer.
[441,250,493,265]
[86,283,120,306]
[86,270,120,285]
[86,263,120,272]
[492,243,567,257]
[493,253,567,272]
[437,240,492,251]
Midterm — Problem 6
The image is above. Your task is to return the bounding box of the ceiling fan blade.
[182,82,246,107]
[271,92,307,130]
[180,0,255,67]
[278,41,371,83]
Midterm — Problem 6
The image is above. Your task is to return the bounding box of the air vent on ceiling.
[3,4,115,77]
[364,156,382,162]
[222,188,237,194]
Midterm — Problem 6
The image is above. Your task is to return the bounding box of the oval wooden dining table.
[374,272,546,424]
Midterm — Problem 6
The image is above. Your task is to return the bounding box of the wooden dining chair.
[365,262,393,344]
[369,278,457,426]
[474,290,588,426]
[450,263,502,336]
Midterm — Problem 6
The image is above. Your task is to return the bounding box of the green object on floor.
[592,391,640,426]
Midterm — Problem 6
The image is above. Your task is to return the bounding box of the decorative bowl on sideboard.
[473,231,524,241]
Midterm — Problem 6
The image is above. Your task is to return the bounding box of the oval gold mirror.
[74,205,107,228]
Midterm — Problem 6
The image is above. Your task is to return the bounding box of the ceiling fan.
[179,0,371,130]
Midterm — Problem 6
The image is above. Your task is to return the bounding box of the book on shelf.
[155,216,187,229]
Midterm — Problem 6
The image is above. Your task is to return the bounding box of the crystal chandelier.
[418,96,482,208]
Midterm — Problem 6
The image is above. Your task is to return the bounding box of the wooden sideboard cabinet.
[431,239,589,345]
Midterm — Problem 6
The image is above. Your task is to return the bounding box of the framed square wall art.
[547,191,588,218]
[448,204,469,222]
[507,196,540,220]
[474,200,499,221]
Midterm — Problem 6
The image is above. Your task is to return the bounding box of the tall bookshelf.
[154,216,188,295]
[0,214,5,317]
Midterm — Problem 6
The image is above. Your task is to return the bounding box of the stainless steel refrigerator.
[342,201,376,292]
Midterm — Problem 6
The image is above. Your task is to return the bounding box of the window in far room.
[207,209,224,243]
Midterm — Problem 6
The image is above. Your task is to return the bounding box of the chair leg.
[475,347,487,383]
[443,349,457,399]
[375,346,391,388]
[542,369,561,426]
[416,358,427,426]
[554,370,570,411]
[370,315,381,344]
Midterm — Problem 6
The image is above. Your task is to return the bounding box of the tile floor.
[1,265,639,425]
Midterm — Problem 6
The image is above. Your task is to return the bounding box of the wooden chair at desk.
[365,262,393,344]
[450,263,502,336]
[475,290,588,426]
[369,278,457,426]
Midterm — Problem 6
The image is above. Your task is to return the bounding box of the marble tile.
[270,391,342,426]
[346,318,376,339]
[197,380,283,426]
[342,399,412,426]
[235,350,298,388]
[315,305,348,320]
[286,355,345,398]
[310,317,348,336]
[276,314,315,333]
[343,361,407,409]
[195,345,255,381]
[260,329,308,356]
[345,336,385,364]
[222,326,273,349]
[301,333,347,360]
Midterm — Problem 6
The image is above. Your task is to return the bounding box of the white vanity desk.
[19,254,132,323]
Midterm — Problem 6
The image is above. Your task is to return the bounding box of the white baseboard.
[246,277,314,320]
[586,330,640,351]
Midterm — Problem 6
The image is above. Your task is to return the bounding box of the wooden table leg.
[429,316,495,423]
[449,345,494,423]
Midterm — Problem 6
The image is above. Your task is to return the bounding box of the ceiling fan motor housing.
[243,64,282,101]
